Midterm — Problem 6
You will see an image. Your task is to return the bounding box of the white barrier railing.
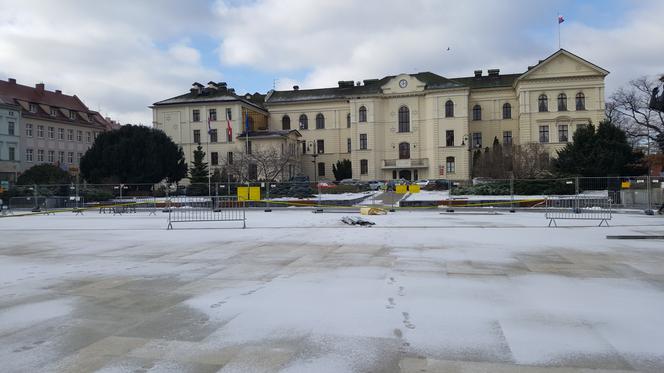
[166,196,246,230]
[545,196,612,227]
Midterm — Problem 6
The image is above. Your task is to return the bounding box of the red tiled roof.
[0,79,89,111]
[0,78,112,130]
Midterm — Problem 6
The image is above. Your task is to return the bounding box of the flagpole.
[557,13,561,49]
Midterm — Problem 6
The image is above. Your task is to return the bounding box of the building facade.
[152,82,302,182]
[0,78,115,177]
[0,98,21,183]
[154,49,607,182]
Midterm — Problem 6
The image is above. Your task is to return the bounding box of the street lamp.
[307,140,323,212]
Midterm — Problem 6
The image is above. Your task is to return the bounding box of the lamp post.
[307,140,323,212]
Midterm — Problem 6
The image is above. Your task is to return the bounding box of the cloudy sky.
[0,0,662,126]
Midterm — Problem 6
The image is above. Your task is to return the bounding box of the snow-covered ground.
[1,210,664,372]
[269,191,377,202]
[404,190,610,202]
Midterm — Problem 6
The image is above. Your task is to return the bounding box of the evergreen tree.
[189,145,209,183]
[80,124,187,183]
[555,120,646,176]
[332,159,352,180]
[17,164,71,185]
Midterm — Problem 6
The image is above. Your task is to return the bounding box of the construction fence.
[1,176,663,214]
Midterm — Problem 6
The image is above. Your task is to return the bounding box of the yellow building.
[153,49,607,182]
[151,82,301,182]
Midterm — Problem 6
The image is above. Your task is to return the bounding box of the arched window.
[575,92,585,110]
[557,93,567,111]
[398,106,410,132]
[538,94,548,112]
[315,113,325,129]
[346,113,351,128]
[299,114,308,130]
[502,103,511,119]
[445,100,454,118]
[398,142,410,159]
[282,115,290,130]
[359,106,367,122]
[472,104,481,121]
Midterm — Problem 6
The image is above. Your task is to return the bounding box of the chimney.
[293,85,299,91]
[36,83,45,92]
[55,90,62,94]
[487,69,500,77]
[8,78,16,84]
[228,88,235,94]
[338,80,354,88]
[191,82,203,95]
[474,70,482,78]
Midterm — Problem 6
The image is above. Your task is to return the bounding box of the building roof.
[0,95,20,109]
[152,82,267,112]
[0,79,89,111]
[517,48,609,82]
[0,78,111,129]
[265,49,609,104]
[265,71,511,104]
[450,74,522,89]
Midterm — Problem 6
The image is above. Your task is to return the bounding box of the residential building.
[0,97,21,182]
[0,78,114,175]
[155,49,607,181]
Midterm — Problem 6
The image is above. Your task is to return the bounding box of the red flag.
[226,111,232,141]
[558,15,565,24]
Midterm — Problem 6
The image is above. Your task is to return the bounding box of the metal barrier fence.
[8,196,85,214]
[545,196,612,227]
[166,196,246,230]
[98,197,157,215]
[1,177,662,213]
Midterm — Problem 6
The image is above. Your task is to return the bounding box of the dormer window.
[50,107,58,116]
[69,110,77,120]
[29,103,37,113]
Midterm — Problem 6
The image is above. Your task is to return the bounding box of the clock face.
[399,79,408,88]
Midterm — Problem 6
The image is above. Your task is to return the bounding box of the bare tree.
[223,146,299,182]
[472,142,553,179]
[510,143,554,179]
[609,76,664,152]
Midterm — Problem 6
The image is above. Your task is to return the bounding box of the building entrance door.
[398,170,412,180]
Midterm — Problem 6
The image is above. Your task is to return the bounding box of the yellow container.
[237,186,249,201]
[408,184,420,193]
[395,185,408,194]
[238,186,261,201]
[621,181,631,189]
[249,186,261,201]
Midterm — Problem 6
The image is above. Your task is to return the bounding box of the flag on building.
[245,112,250,132]
[207,114,212,135]
[558,15,565,24]
[226,111,232,140]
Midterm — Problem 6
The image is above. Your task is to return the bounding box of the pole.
[647,175,652,213]
[33,183,38,211]
[575,176,579,213]
[557,13,561,49]
[510,177,515,213]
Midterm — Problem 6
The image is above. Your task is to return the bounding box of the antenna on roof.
[273,78,278,90]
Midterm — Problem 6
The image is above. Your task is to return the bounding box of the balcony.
[382,158,429,169]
